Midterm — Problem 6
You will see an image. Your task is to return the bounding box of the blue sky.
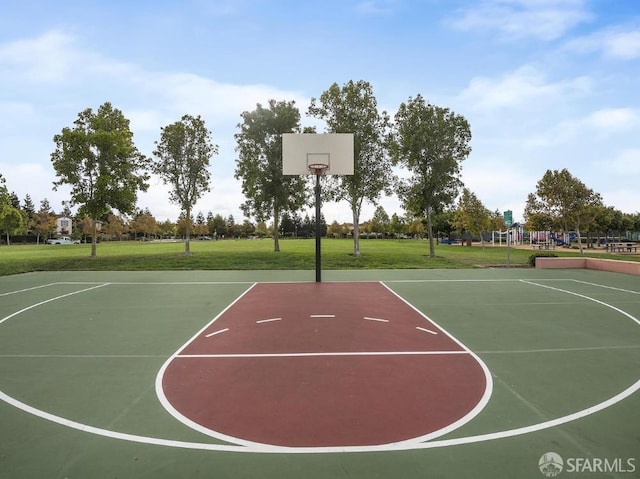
[1,0,639,224]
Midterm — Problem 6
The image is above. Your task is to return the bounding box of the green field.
[1,238,636,276]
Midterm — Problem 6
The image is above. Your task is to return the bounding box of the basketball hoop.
[308,163,329,175]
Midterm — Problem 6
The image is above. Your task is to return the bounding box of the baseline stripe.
[176,350,469,358]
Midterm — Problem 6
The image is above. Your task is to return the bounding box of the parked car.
[46,236,80,245]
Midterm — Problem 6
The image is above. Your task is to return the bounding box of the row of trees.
[43,80,471,256]
[3,167,638,247]
[234,82,471,258]
[3,79,637,256]
[40,79,472,257]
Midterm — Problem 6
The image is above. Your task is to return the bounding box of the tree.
[130,211,157,240]
[9,191,20,209]
[308,80,393,257]
[407,218,425,238]
[454,188,491,246]
[0,175,23,245]
[390,94,471,257]
[0,206,23,244]
[234,99,308,252]
[207,213,227,238]
[389,213,407,238]
[157,219,176,239]
[193,211,209,237]
[50,102,149,256]
[524,168,602,254]
[369,205,390,237]
[432,209,456,240]
[31,204,57,244]
[23,195,36,220]
[153,114,217,255]
[103,213,127,240]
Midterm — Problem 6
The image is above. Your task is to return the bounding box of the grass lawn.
[1,238,636,276]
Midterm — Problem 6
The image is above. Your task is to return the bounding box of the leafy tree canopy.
[390,94,471,257]
[51,101,149,256]
[153,114,217,255]
[308,80,394,257]
[234,99,307,252]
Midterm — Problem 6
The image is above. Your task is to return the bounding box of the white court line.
[521,280,640,327]
[416,327,438,335]
[0,354,166,358]
[476,344,640,355]
[310,314,335,318]
[0,283,58,297]
[570,279,640,295]
[364,317,389,323]
[3,345,638,359]
[177,351,468,358]
[0,284,110,326]
[256,318,282,324]
[205,328,229,338]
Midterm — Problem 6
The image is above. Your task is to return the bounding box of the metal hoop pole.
[315,172,321,282]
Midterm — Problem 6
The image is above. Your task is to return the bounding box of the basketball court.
[1,269,638,478]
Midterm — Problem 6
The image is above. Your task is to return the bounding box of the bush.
[528,252,558,267]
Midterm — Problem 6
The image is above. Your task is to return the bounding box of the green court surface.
[0,269,638,479]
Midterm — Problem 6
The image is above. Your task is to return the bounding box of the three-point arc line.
[206,319,438,337]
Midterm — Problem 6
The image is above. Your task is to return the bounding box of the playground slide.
[549,235,569,246]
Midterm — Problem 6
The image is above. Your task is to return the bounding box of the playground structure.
[529,231,575,247]
[491,224,524,246]
[491,229,580,248]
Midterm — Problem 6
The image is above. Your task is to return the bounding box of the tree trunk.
[426,204,435,258]
[352,210,360,257]
[576,223,584,256]
[184,209,191,256]
[273,206,280,253]
[91,218,97,257]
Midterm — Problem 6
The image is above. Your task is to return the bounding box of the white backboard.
[282,133,354,175]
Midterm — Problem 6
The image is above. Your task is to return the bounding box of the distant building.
[55,216,73,236]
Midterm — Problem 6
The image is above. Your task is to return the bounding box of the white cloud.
[0,30,79,84]
[565,27,640,60]
[603,148,640,177]
[585,108,640,132]
[448,0,591,41]
[457,65,591,112]
[599,187,640,214]
[355,1,395,15]
[526,107,640,147]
